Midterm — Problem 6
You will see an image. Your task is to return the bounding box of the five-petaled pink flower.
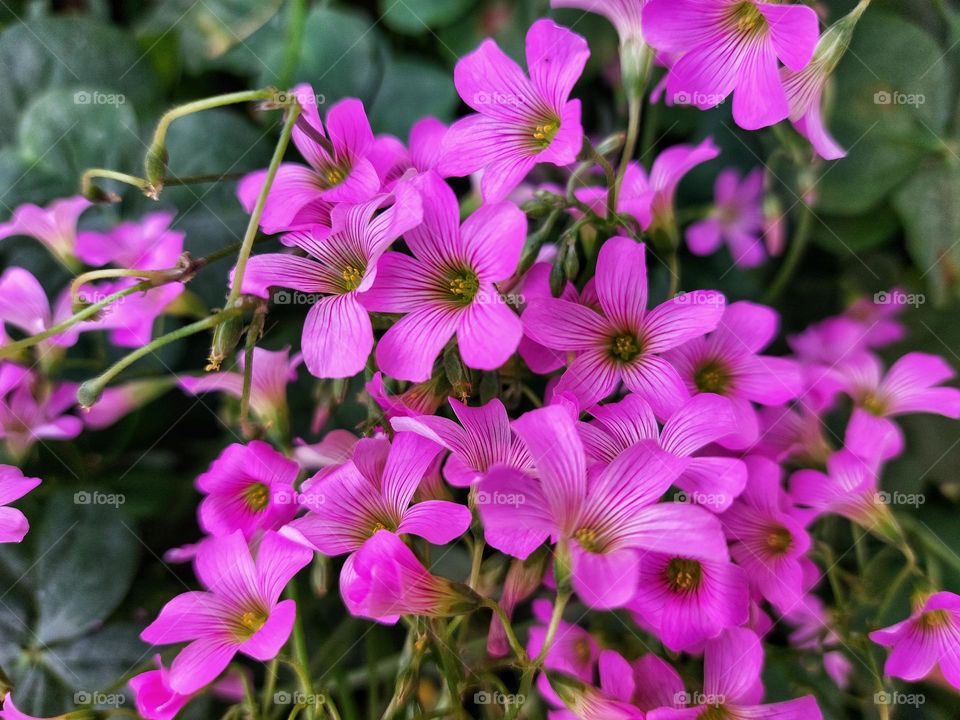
[643,0,819,130]
[687,168,767,267]
[141,530,311,694]
[364,174,526,382]
[439,19,589,202]
[522,236,725,415]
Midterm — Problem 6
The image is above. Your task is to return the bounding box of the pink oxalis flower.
[140,530,311,694]
[643,0,819,130]
[0,195,91,265]
[439,19,589,202]
[686,168,767,267]
[522,236,725,415]
[364,174,526,382]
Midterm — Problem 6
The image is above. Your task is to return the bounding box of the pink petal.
[643,291,726,353]
[462,202,526,281]
[686,218,723,256]
[595,236,648,329]
[732,40,789,130]
[457,296,523,371]
[570,545,639,609]
[398,500,472,544]
[477,467,553,558]
[375,307,460,382]
[758,2,819,72]
[522,298,609,350]
[526,19,590,111]
[239,598,296,660]
[301,294,373,379]
[237,253,332,298]
[168,639,237,694]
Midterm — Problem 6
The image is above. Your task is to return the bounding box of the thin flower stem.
[261,658,280,718]
[80,168,150,198]
[69,268,169,305]
[241,668,262,720]
[279,0,307,90]
[873,558,919,626]
[240,301,267,434]
[667,250,681,297]
[509,589,570,719]
[76,307,243,408]
[482,599,528,664]
[611,94,642,211]
[763,200,815,303]
[285,581,317,720]
[0,280,154,359]
[227,101,302,307]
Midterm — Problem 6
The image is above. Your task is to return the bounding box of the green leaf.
[812,204,900,255]
[0,16,160,145]
[379,0,476,36]
[16,87,141,191]
[891,161,960,304]
[816,10,952,215]
[369,56,458,137]
[33,493,139,644]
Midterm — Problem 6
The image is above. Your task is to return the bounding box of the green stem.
[69,268,169,305]
[80,168,149,200]
[279,0,307,90]
[764,201,815,303]
[667,250,680,297]
[240,302,267,434]
[227,102,302,306]
[261,658,279,718]
[509,590,570,719]
[611,95,642,211]
[483,599,528,664]
[873,559,919,626]
[76,308,243,408]
[285,581,316,720]
[0,281,154,359]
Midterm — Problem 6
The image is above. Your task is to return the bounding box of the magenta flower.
[238,187,422,378]
[76,210,184,270]
[839,352,960,461]
[789,449,901,543]
[0,693,54,720]
[290,432,471,555]
[721,457,811,613]
[0,267,83,349]
[365,372,446,420]
[643,0,819,130]
[79,277,183,348]
[239,86,384,233]
[630,551,749,651]
[438,19,589,202]
[782,58,846,161]
[364,175,526,381]
[180,346,301,435]
[196,441,299,539]
[579,392,747,512]
[339,529,479,624]
[293,429,358,471]
[687,168,766,267]
[666,301,802,449]
[600,652,685,713]
[141,530,312,694]
[392,396,532,487]
[647,628,822,719]
[517,259,585,374]
[128,655,192,720]
[870,592,960,689]
[479,405,727,609]
[522,236,725,414]
[375,117,450,190]
[0,465,41,544]
[0,195,91,265]
[0,373,81,461]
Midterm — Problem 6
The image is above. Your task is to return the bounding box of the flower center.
[531,118,559,149]
[574,527,603,553]
[243,482,271,512]
[861,391,888,416]
[341,265,363,291]
[729,1,767,34]
[918,609,951,630]
[700,706,731,720]
[694,359,732,394]
[765,524,794,555]
[232,605,269,640]
[609,333,642,363]
[665,558,703,594]
[445,269,480,305]
[572,638,593,665]
[322,165,347,188]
